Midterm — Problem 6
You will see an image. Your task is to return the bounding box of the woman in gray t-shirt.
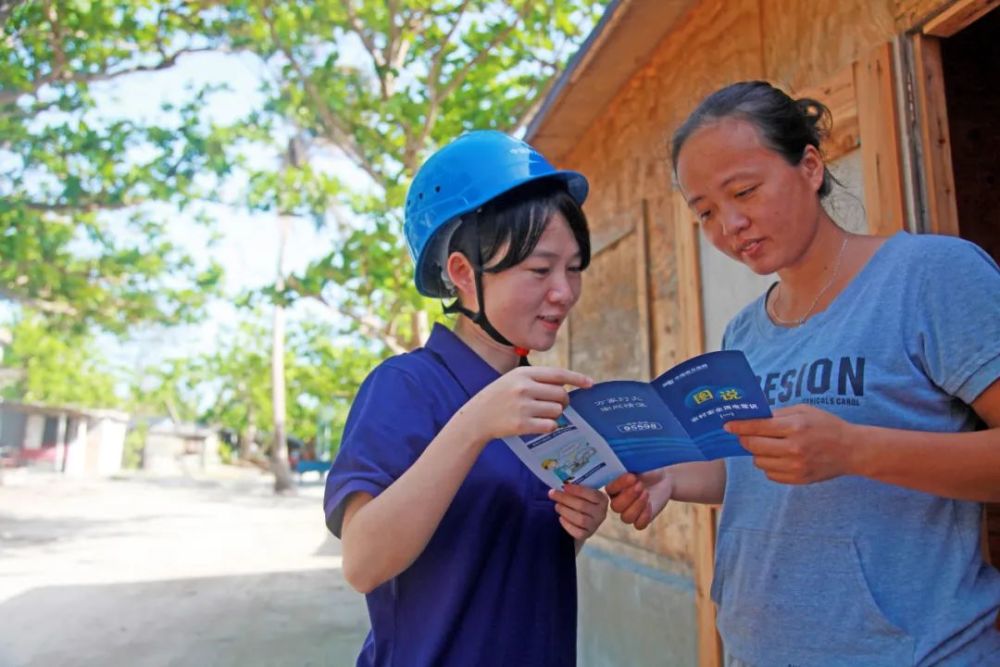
[609,81,1000,666]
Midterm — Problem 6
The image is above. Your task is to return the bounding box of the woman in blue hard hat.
[323,130,616,667]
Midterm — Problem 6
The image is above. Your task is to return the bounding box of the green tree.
[215,0,605,353]
[127,354,206,425]
[286,320,381,456]
[3,2,607,491]
[130,315,378,461]
[191,318,273,458]
[1,314,120,407]
[1,0,233,333]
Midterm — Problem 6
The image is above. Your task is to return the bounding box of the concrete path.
[0,467,370,667]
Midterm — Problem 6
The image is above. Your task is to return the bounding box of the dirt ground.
[0,466,370,667]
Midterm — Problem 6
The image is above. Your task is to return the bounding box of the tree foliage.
[130,316,380,457]
[0,0,234,333]
[1,314,120,407]
[1,1,607,466]
[214,0,604,353]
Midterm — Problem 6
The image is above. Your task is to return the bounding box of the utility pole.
[270,137,303,494]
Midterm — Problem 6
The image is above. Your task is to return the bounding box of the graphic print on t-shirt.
[757,356,865,407]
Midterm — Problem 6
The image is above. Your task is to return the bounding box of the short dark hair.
[448,177,591,276]
[671,81,835,198]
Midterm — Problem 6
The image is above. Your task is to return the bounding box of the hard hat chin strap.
[443,273,530,367]
[442,220,530,367]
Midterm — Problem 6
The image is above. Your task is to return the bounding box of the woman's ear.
[800,145,826,193]
[446,251,478,309]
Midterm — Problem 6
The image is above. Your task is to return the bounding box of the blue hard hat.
[404,130,588,297]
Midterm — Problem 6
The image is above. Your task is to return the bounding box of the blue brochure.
[502,350,771,489]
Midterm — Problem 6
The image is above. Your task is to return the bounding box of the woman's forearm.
[341,413,486,593]
[849,425,1000,502]
[671,460,727,504]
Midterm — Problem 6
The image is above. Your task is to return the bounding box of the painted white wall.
[23,414,44,449]
[825,149,868,234]
[53,415,67,473]
[63,420,88,476]
[97,418,127,476]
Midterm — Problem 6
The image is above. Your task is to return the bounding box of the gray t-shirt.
[717,232,1000,666]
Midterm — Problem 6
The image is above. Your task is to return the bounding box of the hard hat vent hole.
[435,185,441,193]
[418,192,424,199]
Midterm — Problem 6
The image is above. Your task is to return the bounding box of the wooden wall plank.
[673,189,722,667]
[795,64,860,161]
[636,201,652,381]
[638,200,656,381]
[912,34,961,235]
[673,192,705,359]
[923,0,999,35]
[895,0,955,30]
[693,504,722,667]
[761,0,895,91]
[855,43,907,235]
[570,221,645,382]
[591,221,636,256]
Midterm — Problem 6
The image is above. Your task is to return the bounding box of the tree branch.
[0,288,78,316]
[380,0,406,97]
[0,0,28,29]
[422,0,472,110]
[286,277,408,354]
[259,2,384,187]
[319,298,408,355]
[340,0,390,99]
[401,0,475,174]
[406,3,533,163]
[0,46,219,106]
[21,195,143,214]
[44,0,68,76]
[340,0,384,68]
[439,3,532,103]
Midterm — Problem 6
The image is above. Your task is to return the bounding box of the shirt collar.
[425,323,500,398]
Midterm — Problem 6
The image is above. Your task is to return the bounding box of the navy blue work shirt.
[324,324,577,667]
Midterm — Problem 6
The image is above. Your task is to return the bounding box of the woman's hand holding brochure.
[503,350,772,490]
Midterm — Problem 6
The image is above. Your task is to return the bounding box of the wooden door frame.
[923,0,999,36]
[908,32,962,235]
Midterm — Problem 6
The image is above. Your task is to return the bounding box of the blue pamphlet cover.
[503,350,771,489]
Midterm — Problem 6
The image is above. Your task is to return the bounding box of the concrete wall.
[144,431,217,476]
[23,414,43,450]
[0,411,26,449]
[96,418,126,476]
[578,542,697,666]
[63,419,87,476]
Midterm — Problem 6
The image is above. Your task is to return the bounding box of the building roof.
[0,400,129,422]
[147,417,215,439]
[525,0,697,161]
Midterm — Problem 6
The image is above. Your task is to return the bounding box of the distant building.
[142,418,220,475]
[0,401,129,476]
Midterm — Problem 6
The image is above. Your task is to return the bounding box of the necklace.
[768,235,850,326]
